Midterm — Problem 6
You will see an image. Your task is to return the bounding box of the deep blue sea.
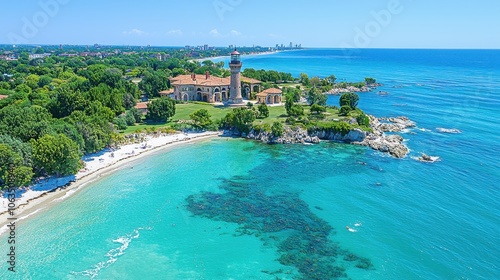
[1,49,499,279]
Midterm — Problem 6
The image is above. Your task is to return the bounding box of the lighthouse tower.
[228,49,243,104]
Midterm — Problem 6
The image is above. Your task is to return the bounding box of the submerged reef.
[186,176,373,279]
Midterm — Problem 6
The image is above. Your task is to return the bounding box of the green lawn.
[255,106,288,124]
[171,103,232,121]
[122,102,357,134]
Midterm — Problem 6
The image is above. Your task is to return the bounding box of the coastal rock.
[353,116,414,158]
[345,129,367,142]
[371,116,416,132]
[416,153,440,163]
[327,85,373,95]
[245,115,414,159]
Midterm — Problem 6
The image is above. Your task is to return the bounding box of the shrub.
[286,117,296,125]
[310,104,326,114]
[339,105,352,116]
[365,77,376,85]
[190,109,213,129]
[271,121,284,137]
[356,113,370,126]
[289,105,304,117]
[113,116,128,130]
[307,121,353,136]
[253,123,271,134]
[258,103,269,118]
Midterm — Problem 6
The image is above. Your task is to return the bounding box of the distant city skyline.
[1,0,499,49]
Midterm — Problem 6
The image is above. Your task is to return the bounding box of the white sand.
[0,131,221,233]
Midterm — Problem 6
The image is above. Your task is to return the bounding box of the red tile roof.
[264,88,282,94]
[170,74,230,87]
[134,102,149,109]
[241,77,262,84]
[159,89,174,95]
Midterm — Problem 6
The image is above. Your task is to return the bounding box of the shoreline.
[0,131,221,234]
[190,50,280,62]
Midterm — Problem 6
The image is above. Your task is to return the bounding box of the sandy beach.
[0,131,221,234]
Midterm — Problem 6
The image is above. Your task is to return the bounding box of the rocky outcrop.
[354,133,408,158]
[327,86,371,95]
[416,153,440,163]
[247,127,368,145]
[247,127,320,144]
[353,116,415,158]
[243,115,416,159]
[310,128,367,142]
[326,83,382,95]
[372,116,416,132]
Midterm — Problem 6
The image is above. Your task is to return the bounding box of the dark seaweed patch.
[186,176,373,279]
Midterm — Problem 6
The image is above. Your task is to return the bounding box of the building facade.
[166,49,262,104]
[168,72,261,103]
[169,72,231,103]
[256,88,283,105]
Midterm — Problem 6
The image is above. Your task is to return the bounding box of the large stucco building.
[167,50,262,103]
[166,50,282,105]
[167,72,262,103]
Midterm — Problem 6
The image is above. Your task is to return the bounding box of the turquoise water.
[1,49,499,279]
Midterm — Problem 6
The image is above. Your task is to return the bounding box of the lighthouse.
[228,49,243,104]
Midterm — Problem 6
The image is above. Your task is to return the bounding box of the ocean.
[1,49,499,279]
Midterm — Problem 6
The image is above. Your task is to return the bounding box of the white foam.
[55,189,77,202]
[354,223,362,227]
[0,208,46,235]
[436,127,462,134]
[16,208,45,222]
[72,227,149,279]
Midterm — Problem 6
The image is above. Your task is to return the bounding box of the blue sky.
[1,0,499,48]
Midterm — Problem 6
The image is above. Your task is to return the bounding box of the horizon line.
[0,44,499,51]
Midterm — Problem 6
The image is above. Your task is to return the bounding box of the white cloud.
[167,29,183,36]
[230,30,242,36]
[209,29,222,37]
[123,28,147,36]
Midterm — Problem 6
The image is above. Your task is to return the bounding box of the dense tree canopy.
[139,70,170,97]
[306,87,327,106]
[222,108,256,134]
[339,92,359,109]
[242,68,293,83]
[146,97,176,122]
[30,134,82,176]
[0,144,33,188]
